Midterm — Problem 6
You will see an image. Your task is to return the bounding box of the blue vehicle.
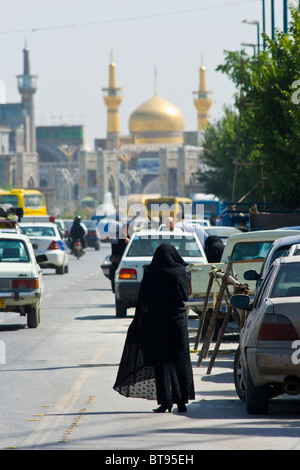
[192,193,222,222]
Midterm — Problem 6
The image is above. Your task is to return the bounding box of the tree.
[198,51,265,202]
[247,6,300,209]
[199,106,261,201]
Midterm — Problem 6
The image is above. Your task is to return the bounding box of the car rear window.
[126,235,203,258]
[270,262,300,297]
[21,226,56,237]
[0,240,30,262]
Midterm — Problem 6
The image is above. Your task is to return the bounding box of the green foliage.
[199,106,264,201]
[197,5,300,210]
[246,6,300,209]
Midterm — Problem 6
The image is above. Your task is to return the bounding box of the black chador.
[113,244,195,412]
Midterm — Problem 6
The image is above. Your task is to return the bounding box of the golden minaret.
[193,60,212,131]
[102,52,123,149]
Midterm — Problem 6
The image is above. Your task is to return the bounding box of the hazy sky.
[0,0,293,148]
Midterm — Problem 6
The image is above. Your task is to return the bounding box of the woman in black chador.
[113,243,195,413]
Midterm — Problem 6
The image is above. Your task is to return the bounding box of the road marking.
[20,347,107,448]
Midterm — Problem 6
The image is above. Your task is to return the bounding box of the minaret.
[193,60,212,131]
[16,42,37,152]
[102,52,123,149]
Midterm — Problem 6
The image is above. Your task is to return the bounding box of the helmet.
[75,215,82,222]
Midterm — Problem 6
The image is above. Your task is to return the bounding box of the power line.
[0,0,259,35]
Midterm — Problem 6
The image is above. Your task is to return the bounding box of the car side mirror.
[244,269,259,281]
[230,294,251,310]
[36,254,48,264]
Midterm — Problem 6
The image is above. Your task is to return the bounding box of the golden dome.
[129,95,184,144]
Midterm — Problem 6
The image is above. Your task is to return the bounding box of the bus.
[192,193,222,222]
[145,196,192,222]
[127,193,160,216]
[0,189,47,216]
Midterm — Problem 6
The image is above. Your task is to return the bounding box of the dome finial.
[154,64,157,96]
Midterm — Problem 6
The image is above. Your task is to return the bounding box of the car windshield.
[0,240,30,262]
[21,226,56,237]
[270,262,300,297]
[232,242,273,262]
[126,234,203,258]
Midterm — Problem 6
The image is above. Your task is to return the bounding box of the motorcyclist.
[68,216,88,253]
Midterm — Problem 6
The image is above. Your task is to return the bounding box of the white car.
[20,222,69,274]
[204,225,242,245]
[114,230,207,317]
[0,233,45,328]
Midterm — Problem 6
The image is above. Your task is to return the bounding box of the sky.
[0,0,294,148]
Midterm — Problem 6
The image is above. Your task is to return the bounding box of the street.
[1,243,300,452]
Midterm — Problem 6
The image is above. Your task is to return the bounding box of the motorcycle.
[73,239,84,259]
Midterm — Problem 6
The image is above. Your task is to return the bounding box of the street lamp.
[241,42,256,57]
[242,19,260,54]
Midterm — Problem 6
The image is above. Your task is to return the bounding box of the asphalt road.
[1,242,300,452]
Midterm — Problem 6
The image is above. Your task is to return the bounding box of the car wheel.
[56,265,64,274]
[64,264,69,273]
[27,305,40,328]
[233,347,246,402]
[115,297,127,318]
[95,241,100,251]
[246,364,269,414]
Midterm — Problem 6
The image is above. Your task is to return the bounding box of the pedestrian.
[113,243,195,413]
[109,223,130,292]
[204,235,224,263]
[175,210,194,232]
[164,216,182,232]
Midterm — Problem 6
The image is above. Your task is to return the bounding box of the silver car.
[231,256,300,414]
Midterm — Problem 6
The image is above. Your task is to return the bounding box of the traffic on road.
[1,209,300,451]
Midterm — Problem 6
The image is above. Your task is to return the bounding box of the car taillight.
[47,240,60,250]
[259,314,299,341]
[119,268,137,280]
[12,278,39,289]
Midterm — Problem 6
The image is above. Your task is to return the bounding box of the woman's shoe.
[177,403,187,412]
[153,404,172,413]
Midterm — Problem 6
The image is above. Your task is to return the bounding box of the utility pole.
[262,0,266,49]
[283,0,288,33]
[271,0,275,40]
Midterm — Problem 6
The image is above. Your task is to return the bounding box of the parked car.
[114,230,207,317]
[231,256,300,414]
[82,219,100,250]
[0,233,46,328]
[244,233,300,289]
[20,222,69,274]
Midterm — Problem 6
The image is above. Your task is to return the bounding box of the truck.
[187,229,300,315]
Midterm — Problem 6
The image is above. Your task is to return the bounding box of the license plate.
[0,300,6,308]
